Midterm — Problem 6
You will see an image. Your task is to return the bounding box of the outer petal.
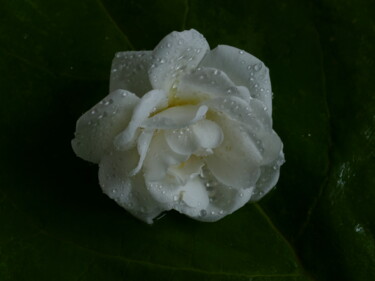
[200,45,273,113]
[251,151,285,202]
[72,89,139,163]
[99,148,164,224]
[176,67,239,100]
[110,51,153,96]
[149,29,210,91]
[114,89,167,150]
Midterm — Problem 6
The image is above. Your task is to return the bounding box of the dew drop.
[90,109,96,115]
[167,43,171,48]
[200,209,207,217]
[219,210,224,215]
[239,50,244,54]
[178,40,183,45]
[173,195,179,201]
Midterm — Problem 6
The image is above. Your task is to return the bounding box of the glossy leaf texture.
[0,0,373,281]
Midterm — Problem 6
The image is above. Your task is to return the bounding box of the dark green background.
[1,0,374,280]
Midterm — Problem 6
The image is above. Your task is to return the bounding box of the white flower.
[72,29,284,223]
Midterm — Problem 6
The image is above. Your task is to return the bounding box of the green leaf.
[0,0,373,281]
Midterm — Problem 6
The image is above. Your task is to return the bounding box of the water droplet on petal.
[200,210,207,217]
[239,50,244,54]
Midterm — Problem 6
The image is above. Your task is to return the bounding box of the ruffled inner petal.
[142,104,208,129]
[200,45,273,114]
[143,131,189,182]
[114,89,167,150]
[167,155,204,185]
[164,119,223,156]
[149,29,210,91]
[72,89,139,163]
[110,51,153,96]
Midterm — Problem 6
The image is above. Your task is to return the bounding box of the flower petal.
[99,148,164,224]
[178,178,210,209]
[251,151,285,201]
[200,45,272,113]
[142,104,208,130]
[143,131,189,182]
[176,67,239,100]
[114,89,167,150]
[149,29,210,91]
[164,119,223,156]
[129,128,155,176]
[110,51,153,96]
[176,166,255,222]
[205,112,262,189]
[167,156,204,185]
[72,89,139,163]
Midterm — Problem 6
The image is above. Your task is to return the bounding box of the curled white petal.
[130,128,155,176]
[205,112,262,189]
[114,89,167,150]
